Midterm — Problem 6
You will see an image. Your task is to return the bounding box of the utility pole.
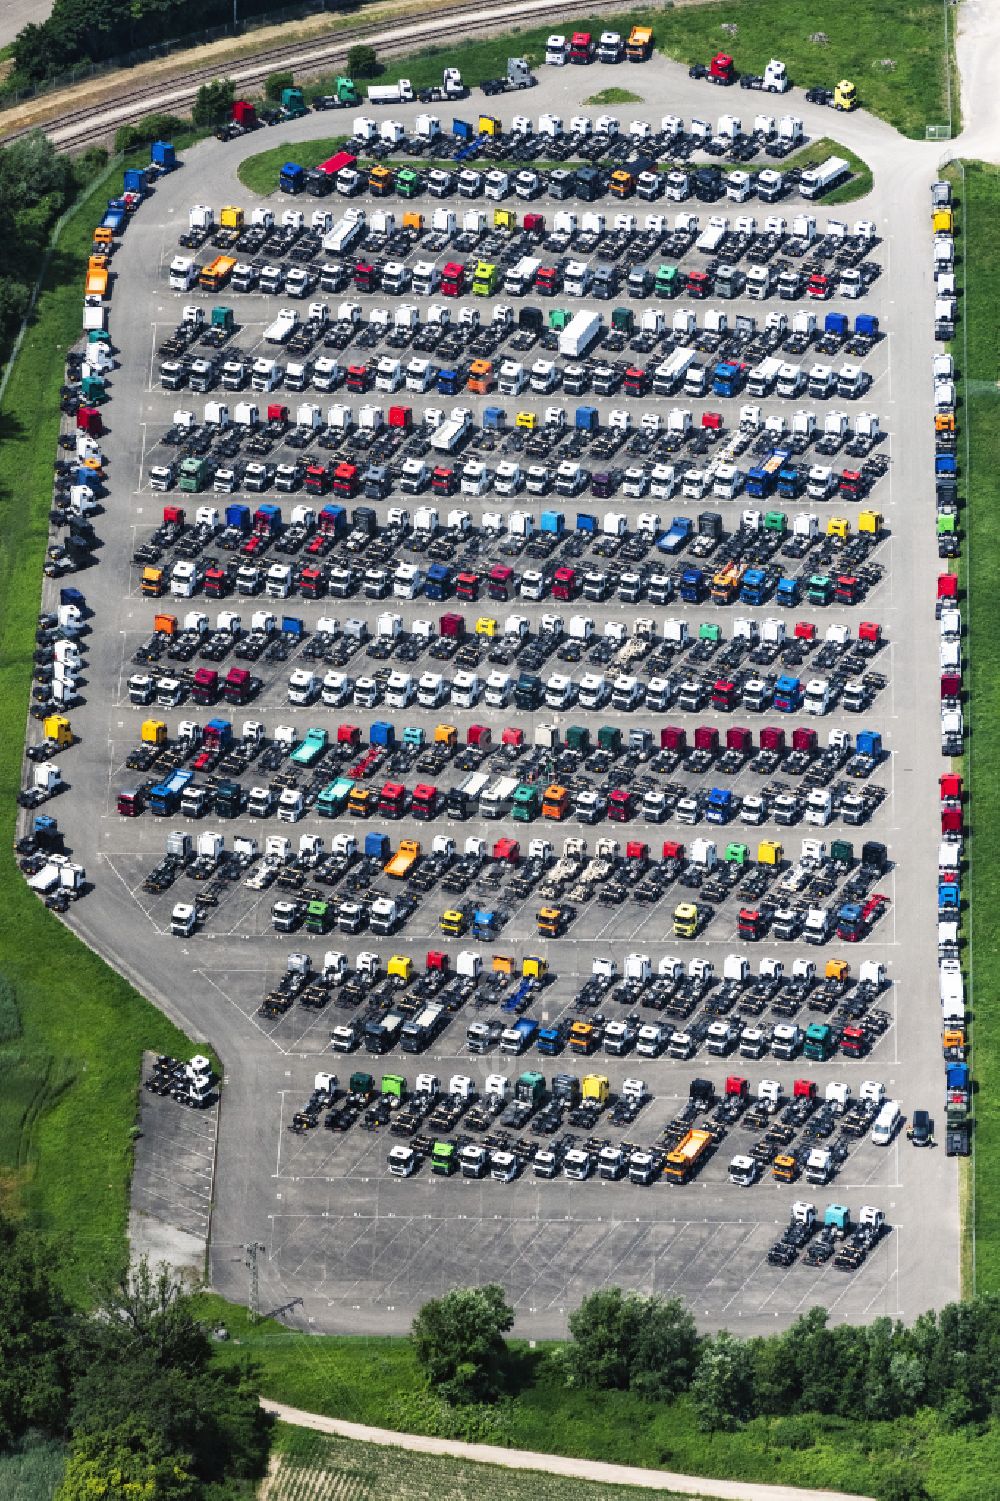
[244,1242,265,1323]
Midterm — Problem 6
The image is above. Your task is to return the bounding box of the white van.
[871,1100,902,1146]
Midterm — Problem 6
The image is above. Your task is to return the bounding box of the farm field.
[265,1424,703,1501]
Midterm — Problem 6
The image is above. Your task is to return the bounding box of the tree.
[56,1423,196,1501]
[411,1285,514,1403]
[0,1215,72,1447]
[346,44,379,79]
[192,79,235,127]
[265,71,294,100]
[689,1331,749,1432]
[565,1289,699,1398]
[69,1260,271,1487]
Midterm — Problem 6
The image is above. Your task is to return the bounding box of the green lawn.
[296,1,951,138]
[651,0,954,138]
[238,132,871,204]
[267,1425,699,1501]
[942,161,1000,1294]
[0,162,196,1300]
[585,87,643,106]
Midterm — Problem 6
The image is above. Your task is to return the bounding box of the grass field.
[0,1437,65,1501]
[584,88,643,106]
[199,1296,1000,1500]
[0,162,197,1300]
[942,161,1000,1296]
[294,0,952,138]
[237,132,872,203]
[266,1425,697,1501]
[651,0,954,139]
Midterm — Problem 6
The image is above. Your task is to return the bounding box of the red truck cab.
[412,783,438,820]
[607,789,634,822]
[552,565,578,601]
[223,667,255,705]
[191,667,219,706]
[117,789,145,817]
[709,52,735,84]
[488,564,514,601]
[378,781,407,818]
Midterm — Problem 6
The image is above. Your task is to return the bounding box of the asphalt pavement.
[31,49,960,1335]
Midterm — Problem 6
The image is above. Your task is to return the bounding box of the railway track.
[1,0,601,150]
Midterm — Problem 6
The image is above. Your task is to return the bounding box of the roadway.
[0,1,50,51]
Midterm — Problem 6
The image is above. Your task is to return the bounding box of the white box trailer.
[558,310,603,358]
[800,156,851,200]
[367,78,414,104]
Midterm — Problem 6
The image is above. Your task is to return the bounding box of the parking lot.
[34,44,957,1334]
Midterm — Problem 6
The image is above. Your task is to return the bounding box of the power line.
[244,1242,266,1323]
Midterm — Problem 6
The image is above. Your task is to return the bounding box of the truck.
[626,24,654,62]
[400,1002,446,1052]
[800,157,851,201]
[447,771,490,819]
[169,255,197,291]
[364,1010,405,1053]
[500,1017,539,1054]
[747,356,783,398]
[480,776,518,819]
[653,348,695,394]
[385,839,420,878]
[505,256,541,296]
[430,410,472,453]
[265,308,298,344]
[198,256,236,292]
[746,449,790,499]
[558,310,603,358]
[148,767,193,816]
[663,1127,714,1183]
[367,79,415,105]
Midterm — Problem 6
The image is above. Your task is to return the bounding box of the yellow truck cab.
[673,902,699,939]
[472,260,499,295]
[833,79,857,111]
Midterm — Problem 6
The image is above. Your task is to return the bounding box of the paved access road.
[39,48,960,1335]
[0,0,50,50]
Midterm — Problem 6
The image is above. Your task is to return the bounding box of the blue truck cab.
[658,516,693,554]
[680,566,706,603]
[774,675,802,712]
[740,567,768,605]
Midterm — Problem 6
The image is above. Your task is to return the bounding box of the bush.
[72,148,110,190]
[565,1289,700,1399]
[114,113,186,155]
[410,1285,514,1404]
[265,71,294,100]
[192,79,234,127]
[347,45,379,79]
